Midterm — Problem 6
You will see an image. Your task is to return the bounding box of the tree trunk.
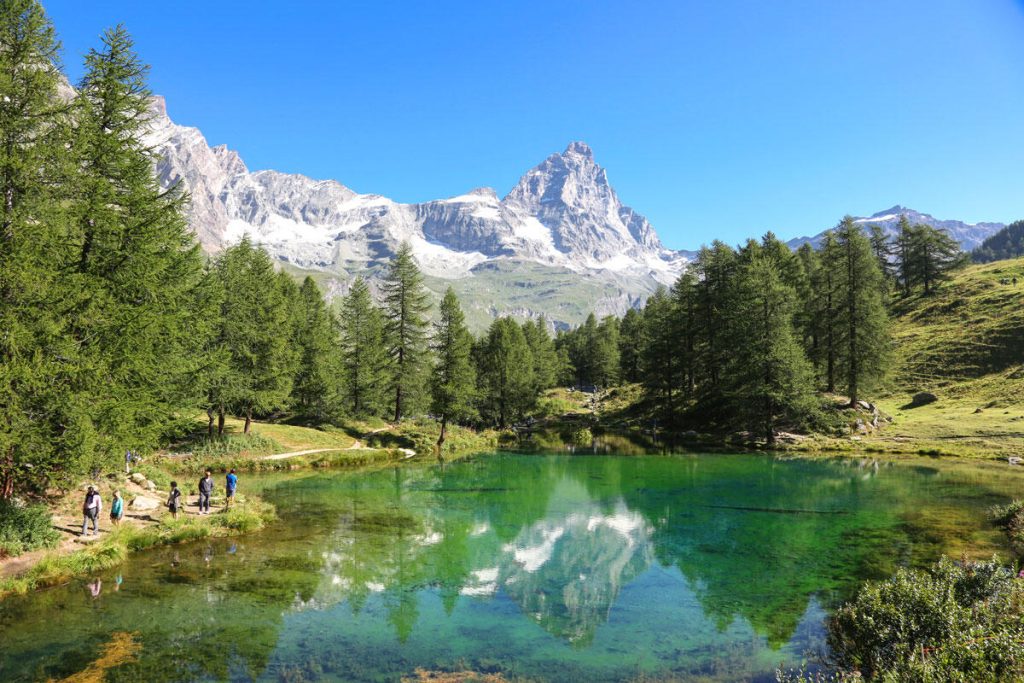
[217,406,226,436]
[436,416,447,460]
[244,406,252,434]
[207,408,215,437]
[1,446,14,500]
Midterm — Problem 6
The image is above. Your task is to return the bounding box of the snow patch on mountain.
[789,205,1005,252]
[143,97,689,290]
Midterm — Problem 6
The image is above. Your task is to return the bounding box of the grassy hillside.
[867,258,1024,458]
[282,258,658,332]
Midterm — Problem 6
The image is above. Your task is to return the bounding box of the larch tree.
[430,288,476,454]
[0,0,74,498]
[382,242,431,422]
[834,217,889,406]
[671,271,698,398]
[521,317,560,394]
[477,317,535,428]
[810,231,841,392]
[290,276,340,423]
[215,237,296,433]
[906,223,966,295]
[339,276,387,417]
[895,216,915,298]
[867,224,895,288]
[68,25,205,466]
[617,307,645,384]
[640,286,679,428]
[727,254,818,443]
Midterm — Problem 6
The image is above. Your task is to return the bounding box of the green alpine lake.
[1,452,1022,682]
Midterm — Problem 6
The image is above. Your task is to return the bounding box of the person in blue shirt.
[110,490,124,526]
[225,469,238,508]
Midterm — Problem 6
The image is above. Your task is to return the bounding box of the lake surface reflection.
[1,453,1019,682]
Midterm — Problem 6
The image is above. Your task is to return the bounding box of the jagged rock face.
[143,98,688,289]
[504,141,663,262]
[787,205,1005,252]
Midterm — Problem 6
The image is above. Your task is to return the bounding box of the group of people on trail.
[81,487,124,536]
[80,469,238,534]
[166,469,238,520]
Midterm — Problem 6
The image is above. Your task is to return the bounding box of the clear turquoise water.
[0,453,1020,682]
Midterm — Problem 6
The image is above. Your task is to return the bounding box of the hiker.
[225,469,238,508]
[110,490,124,526]
[81,486,102,536]
[124,450,133,474]
[197,470,214,515]
[166,481,182,519]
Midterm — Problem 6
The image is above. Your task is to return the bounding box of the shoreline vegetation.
[2,2,1023,679]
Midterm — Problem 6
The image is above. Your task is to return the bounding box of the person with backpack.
[166,481,182,519]
[197,470,214,515]
[110,490,124,526]
[225,469,238,509]
[81,486,102,536]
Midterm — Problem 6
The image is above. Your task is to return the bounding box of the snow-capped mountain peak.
[145,99,686,281]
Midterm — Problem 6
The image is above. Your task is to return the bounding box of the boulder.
[129,472,147,485]
[856,400,873,411]
[145,480,157,491]
[129,495,161,511]
[910,392,938,407]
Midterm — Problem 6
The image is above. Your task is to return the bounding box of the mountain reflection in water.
[0,453,1019,682]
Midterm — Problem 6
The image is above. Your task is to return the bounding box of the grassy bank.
[528,259,1024,460]
[0,417,499,600]
[0,498,274,598]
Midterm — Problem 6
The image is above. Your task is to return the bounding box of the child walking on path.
[166,482,182,520]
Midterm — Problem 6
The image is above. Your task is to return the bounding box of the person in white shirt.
[82,486,102,536]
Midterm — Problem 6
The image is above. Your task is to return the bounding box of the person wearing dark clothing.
[166,481,182,520]
[81,486,102,536]
[198,470,214,514]
[225,469,238,508]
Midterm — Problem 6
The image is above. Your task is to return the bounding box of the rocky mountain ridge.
[144,97,687,287]
[786,205,1005,252]
[141,95,1005,328]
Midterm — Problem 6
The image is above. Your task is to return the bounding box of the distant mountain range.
[141,97,1006,328]
[786,206,1005,252]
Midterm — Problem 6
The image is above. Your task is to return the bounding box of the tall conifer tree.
[69,26,205,463]
[834,217,889,405]
[430,288,476,453]
[522,317,559,393]
[340,277,388,417]
[0,0,73,498]
[214,237,296,433]
[477,317,535,428]
[291,277,341,422]
[728,254,818,443]
[382,242,431,421]
[617,308,645,384]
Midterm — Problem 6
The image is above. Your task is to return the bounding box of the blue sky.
[47,1,1024,250]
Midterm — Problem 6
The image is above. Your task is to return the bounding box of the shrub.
[568,427,592,447]
[989,500,1024,554]
[182,433,280,459]
[829,556,1024,681]
[0,500,60,557]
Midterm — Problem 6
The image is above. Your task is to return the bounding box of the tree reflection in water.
[0,453,1018,682]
